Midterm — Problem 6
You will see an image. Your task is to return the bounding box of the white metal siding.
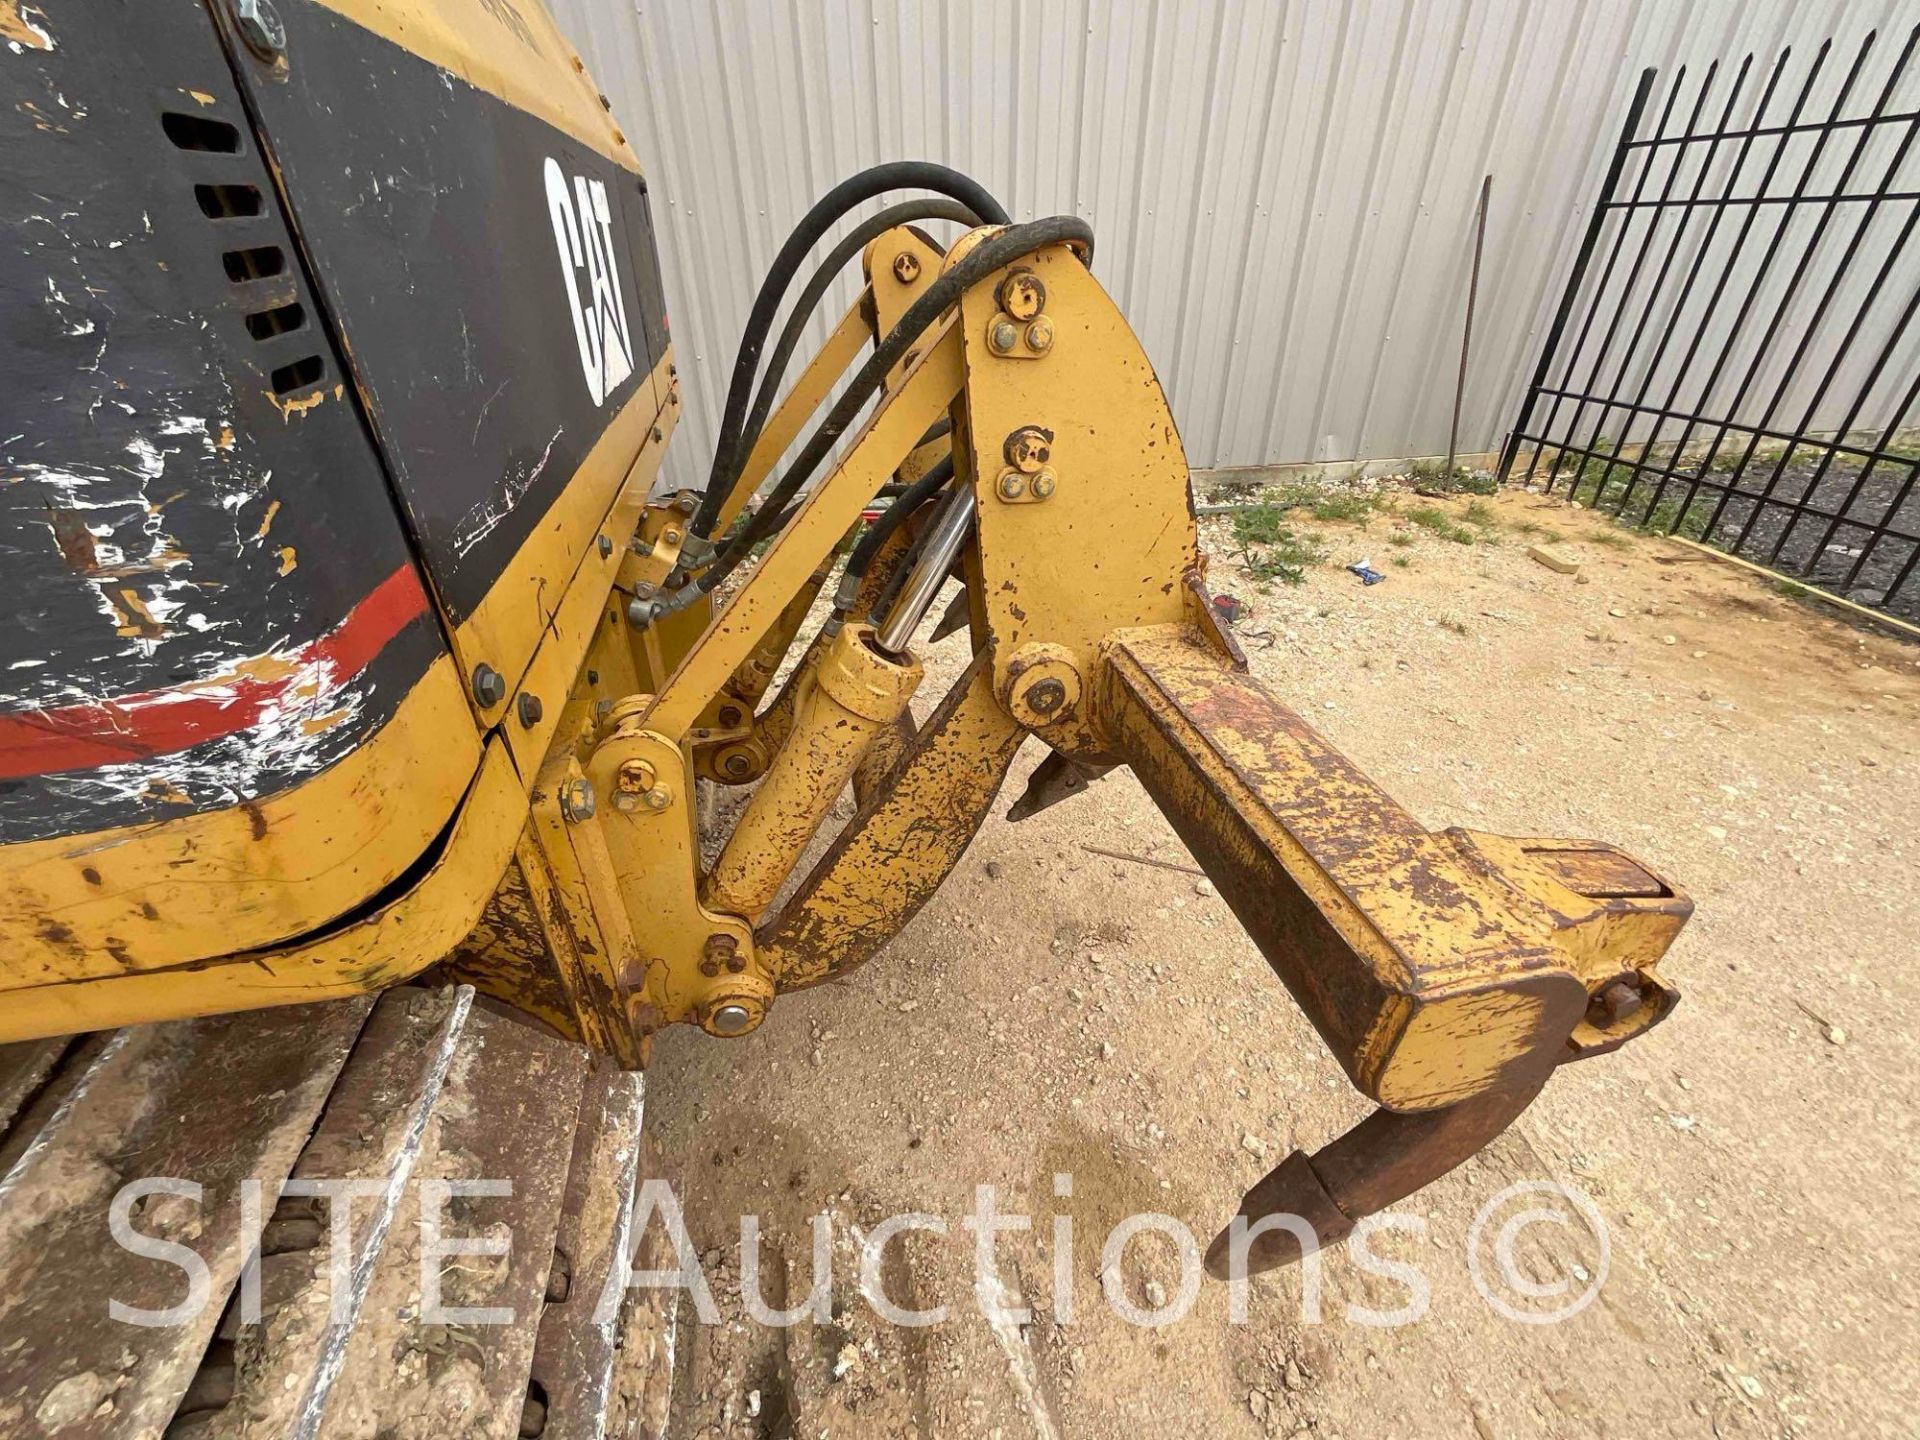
[549,0,1912,490]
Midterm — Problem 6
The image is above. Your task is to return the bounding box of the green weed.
[1230,504,1326,587]
[1406,460,1498,495]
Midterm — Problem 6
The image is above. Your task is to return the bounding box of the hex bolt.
[516,692,544,728]
[701,934,738,979]
[663,527,683,545]
[232,0,286,58]
[559,779,596,823]
[892,252,922,284]
[721,751,754,781]
[641,785,671,811]
[709,1004,754,1036]
[716,704,744,728]
[1025,316,1055,354]
[996,471,1028,502]
[674,494,698,515]
[597,534,614,559]
[470,663,507,709]
[1031,470,1057,500]
[611,759,656,812]
[988,319,1020,355]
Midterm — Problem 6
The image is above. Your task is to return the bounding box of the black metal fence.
[1498,27,1920,623]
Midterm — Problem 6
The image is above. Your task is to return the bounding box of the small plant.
[1387,529,1416,547]
[1306,490,1380,523]
[1505,517,1549,538]
[1248,481,1381,523]
[1230,504,1326,587]
[1404,504,1477,545]
[1406,460,1498,495]
[1773,577,1811,599]
[1587,527,1631,549]
[1636,493,1715,541]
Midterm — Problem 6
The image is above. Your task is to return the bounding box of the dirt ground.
[637,488,1920,1439]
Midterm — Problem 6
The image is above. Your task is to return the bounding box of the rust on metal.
[758,656,1025,989]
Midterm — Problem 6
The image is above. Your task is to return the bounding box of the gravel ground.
[636,489,1920,1439]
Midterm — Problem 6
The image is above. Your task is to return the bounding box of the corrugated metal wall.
[550,0,1911,490]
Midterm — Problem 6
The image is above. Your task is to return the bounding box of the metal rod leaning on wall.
[1444,174,1491,479]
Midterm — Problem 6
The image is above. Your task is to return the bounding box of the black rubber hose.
[739,448,952,558]
[692,215,1093,593]
[729,199,980,501]
[691,163,1010,539]
[835,455,955,614]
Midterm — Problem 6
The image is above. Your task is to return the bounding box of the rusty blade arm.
[1094,623,1690,1274]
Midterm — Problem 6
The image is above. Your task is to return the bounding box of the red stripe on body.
[0,565,430,781]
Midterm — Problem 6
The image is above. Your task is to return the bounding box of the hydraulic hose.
[692,162,1010,539]
[631,215,1091,634]
[832,455,954,618]
[676,216,1092,602]
[728,199,980,505]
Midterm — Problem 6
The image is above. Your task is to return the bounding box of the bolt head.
[709,1003,754,1036]
[997,471,1028,501]
[1030,470,1057,499]
[988,319,1020,355]
[997,270,1047,321]
[721,752,754,781]
[516,692,544,728]
[663,527,682,545]
[233,0,286,57]
[1003,427,1052,473]
[641,786,671,811]
[1024,317,1055,353]
[597,534,614,559]
[560,780,596,823]
[891,251,922,284]
[470,663,507,709]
